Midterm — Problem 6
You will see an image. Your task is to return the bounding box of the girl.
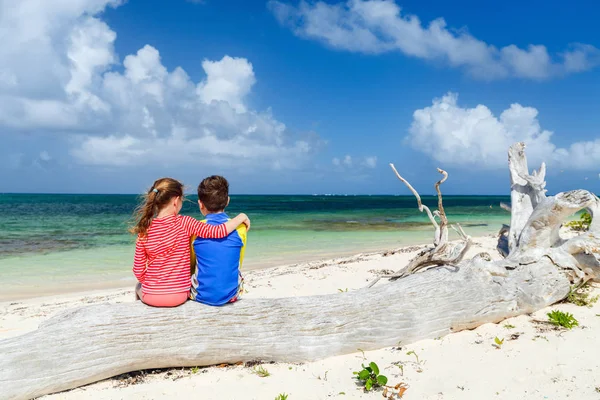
[131,177,250,307]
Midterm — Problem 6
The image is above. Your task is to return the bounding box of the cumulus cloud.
[408,93,600,170]
[0,0,318,170]
[363,156,377,168]
[332,154,377,169]
[197,56,256,113]
[268,0,600,80]
[39,151,52,162]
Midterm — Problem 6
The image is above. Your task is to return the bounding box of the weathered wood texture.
[369,165,471,285]
[1,143,599,400]
[507,142,548,253]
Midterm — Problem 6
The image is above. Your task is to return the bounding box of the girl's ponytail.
[130,178,184,238]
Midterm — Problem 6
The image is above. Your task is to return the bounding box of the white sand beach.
[1,235,599,400]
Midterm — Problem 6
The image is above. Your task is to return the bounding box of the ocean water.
[0,194,510,300]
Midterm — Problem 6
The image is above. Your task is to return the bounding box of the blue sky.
[1,0,599,195]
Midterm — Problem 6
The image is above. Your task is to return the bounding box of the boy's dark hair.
[197,175,229,212]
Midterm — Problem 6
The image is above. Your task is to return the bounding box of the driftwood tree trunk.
[1,142,599,400]
[506,142,548,253]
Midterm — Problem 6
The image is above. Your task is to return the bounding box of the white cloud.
[0,0,318,170]
[363,156,377,168]
[39,151,52,161]
[268,0,600,80]
[332,154,377,169]
[197,56,256,113]
[408,93,600,170]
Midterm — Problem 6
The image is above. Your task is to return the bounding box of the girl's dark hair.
[130,177,184,237]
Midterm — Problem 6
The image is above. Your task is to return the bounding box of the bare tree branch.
[389,163,439,241]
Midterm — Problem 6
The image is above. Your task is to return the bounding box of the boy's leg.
[238,272,245,297]
[228,272,245,303]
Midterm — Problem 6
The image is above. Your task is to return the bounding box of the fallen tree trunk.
[0,257,579,400]
[1,142,599,400]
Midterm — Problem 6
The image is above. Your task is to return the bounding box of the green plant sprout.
[547,310,579,329]
[406,350,424,373]
[353,361,388,391]
[253,365,271,377]
[357,348,366,360]
[395,363,404,376]
[565,211,592,231]
[493,337,504,349]
[565,284,599,307]
[406,350,419,364]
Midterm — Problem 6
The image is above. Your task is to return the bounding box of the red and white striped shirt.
[133,214,227,295]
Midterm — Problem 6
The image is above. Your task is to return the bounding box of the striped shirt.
[133,214,227,295]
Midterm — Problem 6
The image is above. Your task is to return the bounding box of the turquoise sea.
[0,194,510,300]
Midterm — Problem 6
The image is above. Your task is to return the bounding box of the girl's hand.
[237,213,251,231]
[224,213,250,235]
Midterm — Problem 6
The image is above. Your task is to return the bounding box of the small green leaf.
[358,370,370,380]
[352,371,358,375]
[369,362,379,375]
[365,366,372,373]
[377,375,388,385]
[494,337,504,345]
[365,378,373,391]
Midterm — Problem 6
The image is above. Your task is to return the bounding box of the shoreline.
[0,236,439,303]
[0,237,473,340]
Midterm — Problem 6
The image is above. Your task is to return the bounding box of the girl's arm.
[132,240,148,282]
[181,214,250,238]
[226,213,250,233]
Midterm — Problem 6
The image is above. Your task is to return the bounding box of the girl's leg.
[135,283,143,301]
[140,292,188,307]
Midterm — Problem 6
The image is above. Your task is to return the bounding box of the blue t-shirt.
[190,212,247,306]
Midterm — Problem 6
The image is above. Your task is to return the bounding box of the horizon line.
[1,192,515,196]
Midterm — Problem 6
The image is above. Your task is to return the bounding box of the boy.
[190,175,247,305]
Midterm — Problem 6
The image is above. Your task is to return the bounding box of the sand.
[1,235,599,399]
